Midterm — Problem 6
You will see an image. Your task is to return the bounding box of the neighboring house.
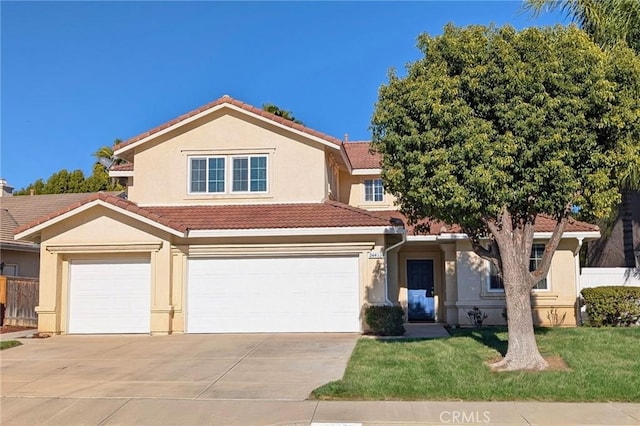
[581,190,640,289]
[0,180,118,278]
[15,95,600,335]
[586,190,640,268]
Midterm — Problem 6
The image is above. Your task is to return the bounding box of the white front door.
[68,259,151,334]
[187,256,360,333]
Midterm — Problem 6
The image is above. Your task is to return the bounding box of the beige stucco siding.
[127,110,329,205]
[338,173,397,210]
[454,239,580,326]
[36,206,174,335]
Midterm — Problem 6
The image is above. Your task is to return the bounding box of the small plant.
[467,306,488,327]
[501,307,508,322]
[547,307,567,327]
[365,305,405,336]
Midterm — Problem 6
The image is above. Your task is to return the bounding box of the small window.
[488,262,504,291]
[364,179,383,202]
[530,244,548,290]
[486,244,550,291]
[232,155,267,193]
[1,264,18,276]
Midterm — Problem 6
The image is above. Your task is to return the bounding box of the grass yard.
[312,327,640,402]
[0,340,22,350]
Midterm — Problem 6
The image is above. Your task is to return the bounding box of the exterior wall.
[34,205,387,334]
[36,206,173,335]
[0,249,39,278]
[127,110,329,206]
[454,239,581,327]
[338,172,397,211]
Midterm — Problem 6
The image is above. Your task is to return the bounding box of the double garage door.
[67,256,360,334]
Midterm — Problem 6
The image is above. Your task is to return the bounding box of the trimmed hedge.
[365,305,406,336]
[581,286,640,327]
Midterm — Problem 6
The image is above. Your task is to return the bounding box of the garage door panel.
[68,259,150,334]
[187,256,360,333]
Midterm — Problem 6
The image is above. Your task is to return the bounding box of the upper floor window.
[487,243,549,291]
[364,179,384,202]
[189,155,267,194]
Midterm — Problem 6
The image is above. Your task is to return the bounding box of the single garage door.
[68,259,151,334]
[187,256,360,333]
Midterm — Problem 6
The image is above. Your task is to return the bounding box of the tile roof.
[13,192,187,236]
[14,196,395,237]
[109,163,134,172]
[342,141,382,170]
[3,192,122,242]
[114,95,343,151]
[145,201,393,230]
[370,210,599,235]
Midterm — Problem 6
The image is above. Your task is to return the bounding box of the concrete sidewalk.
[1,397,638,425]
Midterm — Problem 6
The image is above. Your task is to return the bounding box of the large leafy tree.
[371,24,640,370]
[526,0,640,267]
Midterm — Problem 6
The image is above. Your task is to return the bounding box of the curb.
[0,329,38,342]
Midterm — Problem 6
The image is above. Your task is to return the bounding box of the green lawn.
[312,327,640,402]
[0,340,21,350]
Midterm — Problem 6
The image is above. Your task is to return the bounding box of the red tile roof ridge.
[344,140,372,144]
[114,95,343,151]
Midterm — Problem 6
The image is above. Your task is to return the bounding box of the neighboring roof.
[2,192,122,243]
[109,163,134,172]
[114,95,343,152]
[370,210,599,236]
[1,209,20,242]
[342,141,382,170]
[13,192,187,236]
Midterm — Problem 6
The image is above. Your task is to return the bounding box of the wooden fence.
[0,276,39,327]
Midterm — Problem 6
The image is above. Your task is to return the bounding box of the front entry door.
[407,259,435,322]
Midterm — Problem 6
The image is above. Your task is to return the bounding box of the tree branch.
[529,203,572,288]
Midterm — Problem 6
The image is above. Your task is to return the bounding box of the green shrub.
[364,305,406,336]
[581,286,640,327]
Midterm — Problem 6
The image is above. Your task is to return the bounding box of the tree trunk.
[490,250,549,371]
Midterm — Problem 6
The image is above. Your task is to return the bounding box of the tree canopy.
[525,0,640,53]
[262,103,304,124]
[15,144,125,195]
[371,24,640,370]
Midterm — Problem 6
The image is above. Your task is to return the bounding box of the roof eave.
[187,225,404,238]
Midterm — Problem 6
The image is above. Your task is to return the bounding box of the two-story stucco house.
[15,96,601,335]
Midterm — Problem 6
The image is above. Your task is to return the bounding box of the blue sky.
[1,1,568,191]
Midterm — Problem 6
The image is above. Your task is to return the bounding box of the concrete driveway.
[1,333,358,401]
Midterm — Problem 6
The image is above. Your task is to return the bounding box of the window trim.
[364,178,384,202]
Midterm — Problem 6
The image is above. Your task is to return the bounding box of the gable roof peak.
[113,95,343,154]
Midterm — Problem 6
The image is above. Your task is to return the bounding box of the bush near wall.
[581,286,640,327]
[364,305,406,336]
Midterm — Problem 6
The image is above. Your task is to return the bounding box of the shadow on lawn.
[447,327,552,356]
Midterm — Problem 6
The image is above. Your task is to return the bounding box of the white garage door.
[187,256,360,333]
[68,259,151,334]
